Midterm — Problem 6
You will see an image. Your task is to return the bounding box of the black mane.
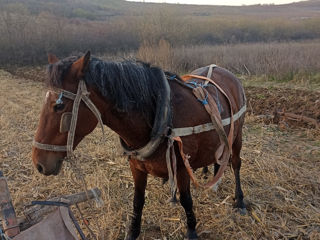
[46,56,172,136]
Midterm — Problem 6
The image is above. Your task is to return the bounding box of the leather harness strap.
[181,73,235,151]
[174,65,245,190]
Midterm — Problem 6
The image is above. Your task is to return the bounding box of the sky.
[126,0,307,6]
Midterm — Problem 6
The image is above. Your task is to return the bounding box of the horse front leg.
[232,133,246,215]
[177,169,198,240]
[126,161,148,240]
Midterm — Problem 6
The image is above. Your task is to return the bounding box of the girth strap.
[170,104,246,137]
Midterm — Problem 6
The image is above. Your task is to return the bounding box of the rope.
[65,156,101,240]
[66,81,84,157]
[166,138,177,201]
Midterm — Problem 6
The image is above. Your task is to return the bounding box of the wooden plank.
[0,171,21,238]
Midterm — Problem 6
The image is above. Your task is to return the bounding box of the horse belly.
[182,131,221,170]
[129,143,171,178]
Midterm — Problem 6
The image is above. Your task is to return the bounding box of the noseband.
[33,80,104,157]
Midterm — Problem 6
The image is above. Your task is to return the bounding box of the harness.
[163,64,247,198]
[32,65,246,200]
[33,80,105,157]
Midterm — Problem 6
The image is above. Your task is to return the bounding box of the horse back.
[190,66,246,113]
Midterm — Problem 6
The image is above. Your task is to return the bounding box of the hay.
[0,69,319,239]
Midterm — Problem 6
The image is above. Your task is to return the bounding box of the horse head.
[32,51,99,175]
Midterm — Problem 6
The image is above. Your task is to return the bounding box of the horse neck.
[89,88,151,149]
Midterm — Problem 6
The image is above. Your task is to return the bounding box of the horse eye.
[54,103,65,112]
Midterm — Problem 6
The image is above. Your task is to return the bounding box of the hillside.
[1,0,319,20]
[0,0,319,65]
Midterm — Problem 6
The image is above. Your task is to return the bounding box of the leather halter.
[33,80,104,158]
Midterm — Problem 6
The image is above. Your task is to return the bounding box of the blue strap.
[56,92,64,105]
[187,81,209,89]
[168,75,176,80]
[199,98,208,105]
[198,92,209,105]
[187,81,198,88]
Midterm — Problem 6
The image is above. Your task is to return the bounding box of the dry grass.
[1,1,320,65]
[136,40,320,81]
[0,69,319,239]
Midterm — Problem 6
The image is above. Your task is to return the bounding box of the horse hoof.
[125,236,136,240]
[239,208,247,216]
[125,232,138,240]
[211,177,222,192]
[167,195,178,206]
[162,178,168,185]
[185,230,198,240]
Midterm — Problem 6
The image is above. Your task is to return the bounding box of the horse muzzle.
[36,159,63,176]
[32,148,64,176]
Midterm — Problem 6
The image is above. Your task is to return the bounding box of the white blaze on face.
[45,91,57,104]
[45,91,51,104]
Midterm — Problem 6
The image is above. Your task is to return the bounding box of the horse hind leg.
[211,163,222,192]
[231,132,247,215]
[202,162,219,175]
[202,163,222,191]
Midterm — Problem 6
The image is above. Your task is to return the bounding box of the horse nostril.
[36,163,44,174]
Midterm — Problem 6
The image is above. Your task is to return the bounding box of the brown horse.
[32,51,246,240]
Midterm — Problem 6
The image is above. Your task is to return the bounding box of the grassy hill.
[0,0,319,65]
[1,0,319,20]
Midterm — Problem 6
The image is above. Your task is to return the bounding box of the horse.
[32,51,247,240]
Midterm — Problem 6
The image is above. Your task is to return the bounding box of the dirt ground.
[245,86,320,128]
[0,69,319,240]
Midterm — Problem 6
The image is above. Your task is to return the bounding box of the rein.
[33,80,105,158]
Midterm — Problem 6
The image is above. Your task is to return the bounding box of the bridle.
[33,80,104,158]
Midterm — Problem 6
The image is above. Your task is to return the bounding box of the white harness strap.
[171,104,246,137]
[207,64,216,79]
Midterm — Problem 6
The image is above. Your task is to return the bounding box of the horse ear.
[73,51,91,76]
[82,50,91,72]
[48,53,59,64]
